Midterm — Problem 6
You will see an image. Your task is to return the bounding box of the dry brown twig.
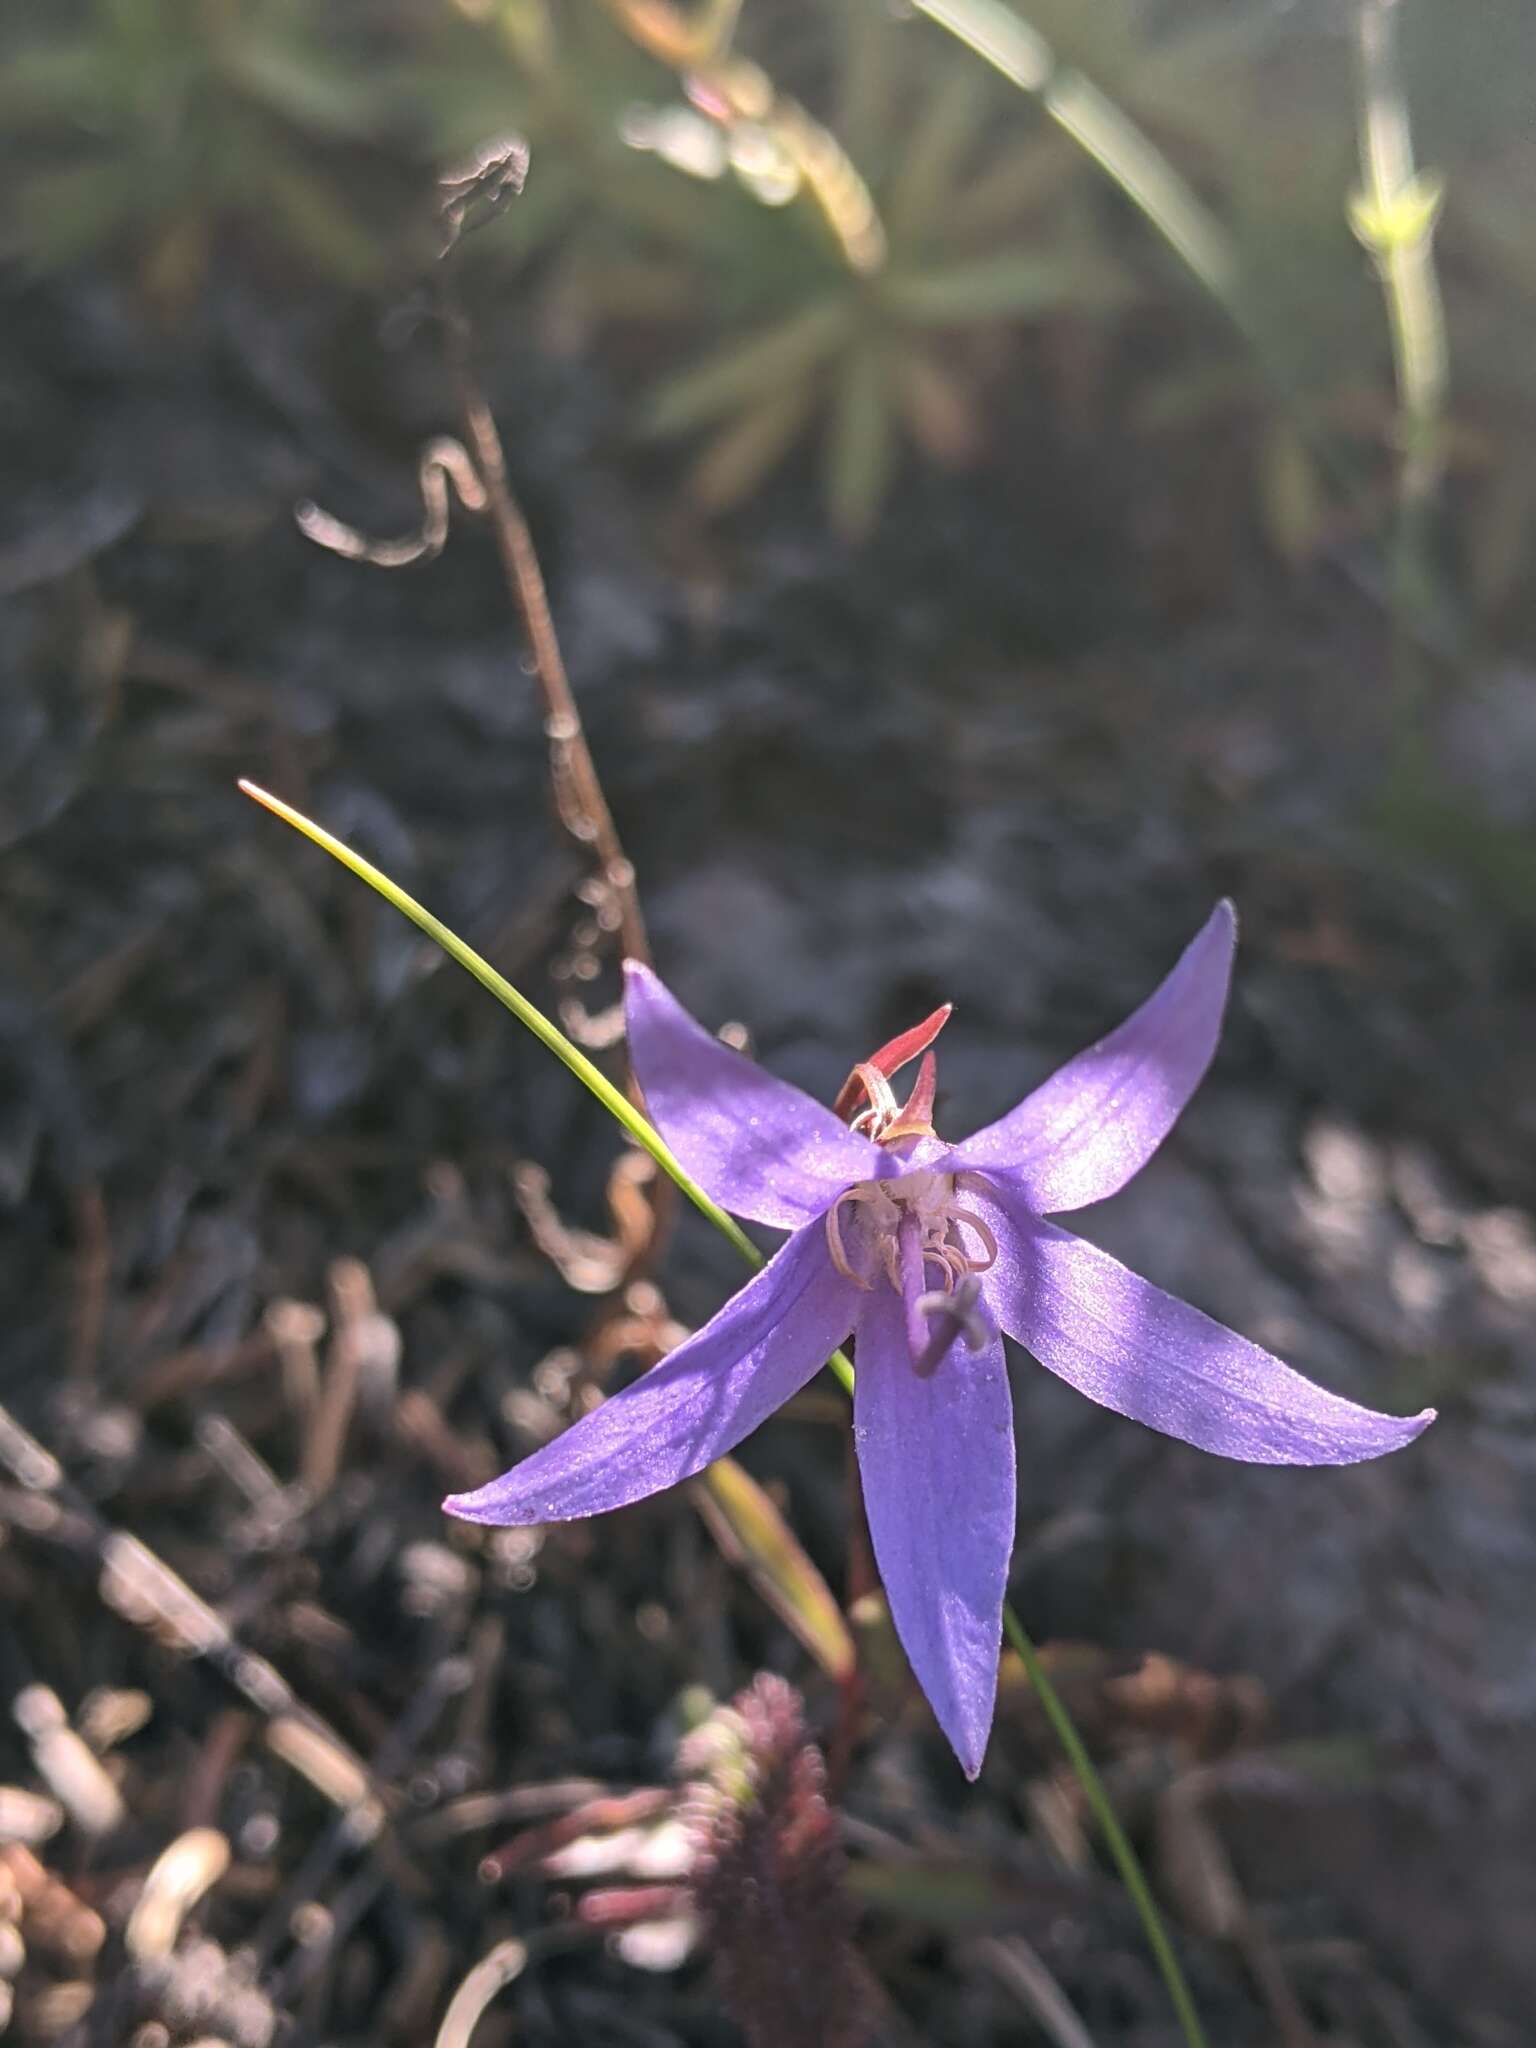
[295,141,674,1317]
[295,138,648,981]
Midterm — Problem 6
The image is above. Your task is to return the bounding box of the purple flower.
[446,904,1434,1777]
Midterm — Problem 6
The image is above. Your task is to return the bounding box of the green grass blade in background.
[692,1457,857,1683]
[910,0,1244,331]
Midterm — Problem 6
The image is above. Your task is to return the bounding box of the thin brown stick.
[431,261,675,1271]
[294,156,671,1274]
[68,1182,110,1385]
[436,281,650,972]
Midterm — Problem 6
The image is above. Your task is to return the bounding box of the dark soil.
[1,262,1532,2048]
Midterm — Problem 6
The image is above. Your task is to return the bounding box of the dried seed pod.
[0,1844,45,1907]
[682,1675,872,2048]
[434,1938,527,2048]
[0,1785,64,1847]
[2,1843,107,1962]
[126,1828,232,1961]
[22,1976,95,2035]
[13,1685,125,1837]
[264,1716,363,1807]
[0,1917,24,1979]
[76,1687,153,1754]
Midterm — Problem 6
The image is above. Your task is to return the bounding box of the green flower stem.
[1000,1606,1210,2048]
[1351,0,1449,701]
[240,779,1200,2042]
[238,781,856,1401]
[1353,0,1447,521]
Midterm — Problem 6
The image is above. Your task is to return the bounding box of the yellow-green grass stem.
[1001,1605,1209,2048]
[1351,0,1449,710]
[238,783,855,1397]
[909,0,1243,337]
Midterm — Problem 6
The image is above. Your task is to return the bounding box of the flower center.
[828,1009,994,1367]
[824,1168,997,1303]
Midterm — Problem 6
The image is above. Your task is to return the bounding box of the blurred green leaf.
[1256,420,1327,568]
[499,0,557,79]
[642,300,848,436]
[1127,9,1288,155]
[910,0,1053,96]
[847,1857,1086,1930]
[947,131,1077,239]
[690,1457,855,1683]
[1458,146,1536,301]
[219,38,387,139]
[983,0,1144,84]
[1131,360,1251,434]
[886,248,1117,324]
[686,383,819,509]
[893,346,978,465]
[826,345,894,539]
[835,0,905,168]
[0,44,118,121]
[1255,1737,1382,1786]
[258,156,383,285]
[1466,448,1536,617]
[11,163,143,269]
[884,61,991,241]
[1375,769,1536,930]
[0,0,401,291]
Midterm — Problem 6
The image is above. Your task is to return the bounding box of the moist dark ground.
[2,263,1534,2047]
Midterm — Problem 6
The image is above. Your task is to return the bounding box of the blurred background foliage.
[2,0,1534,601]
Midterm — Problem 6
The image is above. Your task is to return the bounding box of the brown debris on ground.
[1,248,1533,2047]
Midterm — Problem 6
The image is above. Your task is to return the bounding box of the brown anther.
[842,1063,899,1136]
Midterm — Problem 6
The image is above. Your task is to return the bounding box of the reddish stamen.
[879,1049,939,1144]
[831,1004,952,1124]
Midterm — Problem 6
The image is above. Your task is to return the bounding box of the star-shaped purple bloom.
[445,904,1434,1777]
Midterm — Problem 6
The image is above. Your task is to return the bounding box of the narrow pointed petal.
[952,903,1236,1214]
[624,962,887,1228]
[445,1222,856,1525]
[853,1280,1015,1778]
[978,1194,1435,1465]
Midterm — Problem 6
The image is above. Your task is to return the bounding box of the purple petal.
[977,1192,1435,1465]
[445,1221,856,1525]
[853,1279,1016,1778]
[952,902,1236,1214]
[625,962,887,1229]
